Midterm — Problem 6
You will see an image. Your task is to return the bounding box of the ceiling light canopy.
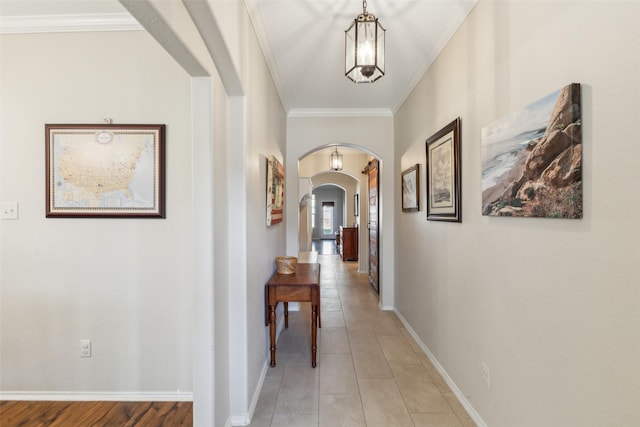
[330,148,343,171]
[345,0,386,83]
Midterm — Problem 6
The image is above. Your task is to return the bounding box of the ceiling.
[245,0,476,114]
[0,0,477,114]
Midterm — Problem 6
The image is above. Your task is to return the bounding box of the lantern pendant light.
[345,0,386,83]
[330,148,343,171]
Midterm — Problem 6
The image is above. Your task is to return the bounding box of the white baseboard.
[230,413,251,426]
[0,391,193,402]
[231,314,286,426]
[393,309,488,427]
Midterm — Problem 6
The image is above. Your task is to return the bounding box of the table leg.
[269,304,277,367]
[311,304,317,368]
[284,302,289,328]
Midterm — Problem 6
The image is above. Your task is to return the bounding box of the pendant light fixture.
[345,0,385,83]
[330,148,343,171]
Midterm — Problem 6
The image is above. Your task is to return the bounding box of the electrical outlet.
[1,202,18,220]
[482,362,491,389]
[80,339,92,358]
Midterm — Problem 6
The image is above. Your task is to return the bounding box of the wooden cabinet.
[339,226,358,261]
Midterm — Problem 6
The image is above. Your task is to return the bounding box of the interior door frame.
[363,159,379,293]
[320,201,336,239]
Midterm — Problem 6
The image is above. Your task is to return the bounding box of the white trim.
[243,0,288,112]
[230,413,251,426]
[191,77,216,427]
[0,391,192,402]
[288,108,393,118]
[0,13,143,34]
[230,364,266,425]
[389,0,478,113]
[228,96,249,420]
[394,309,489,427]
[233,314,287,426]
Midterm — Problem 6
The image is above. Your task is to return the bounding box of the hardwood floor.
[0,400,192,427]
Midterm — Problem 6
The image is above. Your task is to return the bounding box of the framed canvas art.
[426,118,461,222]
[481,83,582,218]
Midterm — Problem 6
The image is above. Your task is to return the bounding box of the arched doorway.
[297,145,379,293]
[285,116,395,309]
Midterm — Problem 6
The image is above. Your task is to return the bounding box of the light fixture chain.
[363,0,367,15]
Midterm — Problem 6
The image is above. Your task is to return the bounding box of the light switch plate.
[1,202,18,220]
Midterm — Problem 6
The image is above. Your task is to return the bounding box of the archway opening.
[297,144,381,293]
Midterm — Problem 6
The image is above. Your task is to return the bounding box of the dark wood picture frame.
[266,155,285,226]
[401,164,420,212]
[354,194,359,217]
[425,118,461,222]
[45,123,166,218]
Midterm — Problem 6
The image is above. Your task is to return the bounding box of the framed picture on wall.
[354,194,359,217]
[266,155,285,226]
[425,118,461,222]
[401,164,420,212]
[481,83,582,218]
[45,123,166,218]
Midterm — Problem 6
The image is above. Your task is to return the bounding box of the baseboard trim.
[230,413,251,426]
[0,391,193,402]
[229,357,270,426]
[394,309,488,427]
[231,314,286,426]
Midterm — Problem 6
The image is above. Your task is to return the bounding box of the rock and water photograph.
[481,83,582,218]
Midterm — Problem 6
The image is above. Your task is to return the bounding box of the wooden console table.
[265,263,321,367]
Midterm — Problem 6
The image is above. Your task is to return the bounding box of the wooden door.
[366,160,379,293]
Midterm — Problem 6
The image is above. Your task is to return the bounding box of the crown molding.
[288,108,393,118]
[0,13,143,34]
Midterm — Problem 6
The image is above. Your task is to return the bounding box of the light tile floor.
[250,254,477,427]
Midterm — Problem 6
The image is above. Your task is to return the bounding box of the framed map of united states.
[45,123,165,218]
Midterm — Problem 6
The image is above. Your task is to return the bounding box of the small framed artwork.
[266,155,285,226]
[45,123,165,218]
[354,194,359,217]
[425,118,461,222]
[401,164,420,212]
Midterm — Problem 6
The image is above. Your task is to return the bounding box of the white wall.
[394,1,640,426]
[287,116,395,308]
[0,2,288,424]
[207,2,288,423]
[0,31,193,396]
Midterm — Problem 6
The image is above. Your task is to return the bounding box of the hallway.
[311,239,338,256]
[249,254,476,427]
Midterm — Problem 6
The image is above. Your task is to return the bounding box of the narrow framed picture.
[425,118,461,222]
[354,194,359,217]
[401,164,419,212]
[266,155,285,226]
[45,123,165,218]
